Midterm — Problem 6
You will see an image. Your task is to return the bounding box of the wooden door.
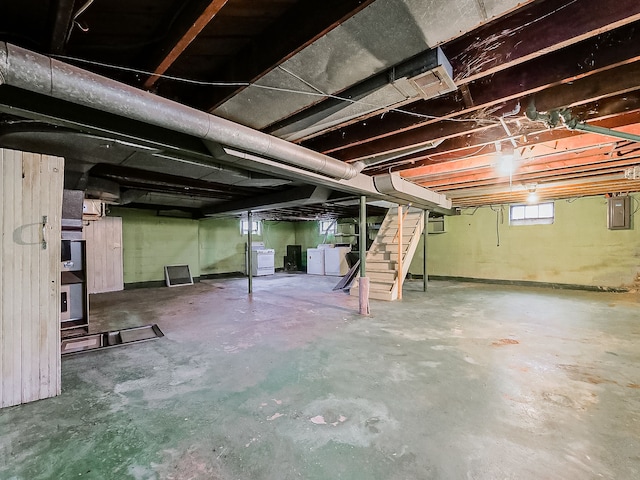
[1,148,64,408]
[84,216,124,293]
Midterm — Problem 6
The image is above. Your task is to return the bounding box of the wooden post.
[397,205,403,300]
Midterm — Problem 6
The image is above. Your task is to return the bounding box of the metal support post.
[359,195,366,277]
[397,205,403,300]
[247,210,253,294]
[423,210,429,292]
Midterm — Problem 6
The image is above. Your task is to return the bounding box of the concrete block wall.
[409,195,640,289]
[110,208,323,285]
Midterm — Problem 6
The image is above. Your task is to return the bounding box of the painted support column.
[359,195,369,315]
[359,195,366,277]
[423,210,429,292]
[247,210,253,294]
[397,205,403,301]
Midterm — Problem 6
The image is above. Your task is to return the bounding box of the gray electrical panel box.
[607,196,631,229]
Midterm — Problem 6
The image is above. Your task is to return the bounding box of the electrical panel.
[607,196,631,230]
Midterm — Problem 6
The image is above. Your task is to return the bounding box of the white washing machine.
[306,248,325,275]
[248,242,275,276]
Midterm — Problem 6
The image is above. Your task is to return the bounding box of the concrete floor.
[1,275,639,479]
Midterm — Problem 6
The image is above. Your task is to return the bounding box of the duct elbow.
[351,161,366,175]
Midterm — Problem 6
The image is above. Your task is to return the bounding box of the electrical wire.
[489,205,502,246]
[50,54,500,126]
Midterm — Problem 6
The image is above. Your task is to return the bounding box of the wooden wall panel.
[0,148,63,408]
[85,216,124,294]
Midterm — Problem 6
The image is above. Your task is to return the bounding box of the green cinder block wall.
[112,209,302,284]
[198,219,297,275]
[111,208,200,284]
[409,195,640,288]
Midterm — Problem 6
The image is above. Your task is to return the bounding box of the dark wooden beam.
[158,0,377,111]
[48,0,76,54]
[272,0,640,141]
[143,0,231,90]
[303,22,640,159]
[443,0,640,84]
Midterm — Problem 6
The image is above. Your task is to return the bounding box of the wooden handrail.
[392,204,412,244]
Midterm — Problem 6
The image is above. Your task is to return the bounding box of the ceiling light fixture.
[527,184,538,204]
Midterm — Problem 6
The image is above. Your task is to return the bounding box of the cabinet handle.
[41,216,47,250]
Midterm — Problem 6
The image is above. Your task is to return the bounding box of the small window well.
[510,202,554,225]
[241,220,261,235]
[319,220,337,235]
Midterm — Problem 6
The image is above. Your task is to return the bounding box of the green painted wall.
[293,221,325,268]
[262,221,297,270]
[198,218,248,275]
[409,196,640,288]
[112,209,300,283]
[198,219,297,275]
[111,208,200,284]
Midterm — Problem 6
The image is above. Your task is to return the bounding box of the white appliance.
[248,242,275,276]
[306,248,325,275]
[324,246,352,276]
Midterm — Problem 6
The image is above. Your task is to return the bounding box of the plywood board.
[85,216,124,294]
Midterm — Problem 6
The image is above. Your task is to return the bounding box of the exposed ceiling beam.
[303,22,640,157]
[143,0,231,90]
[159,0,377,111]
[48,0,76,54]
[401,119,640,180]
[422,151,640,190]
[444,0,640,84]
[384,103,640,176]
[278,0,640,142]
[321,56,640,163]
[448,176,640,207]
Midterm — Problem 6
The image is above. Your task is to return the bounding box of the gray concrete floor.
[1,275,639,479]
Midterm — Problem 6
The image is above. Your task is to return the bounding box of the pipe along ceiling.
[0,42,452,214]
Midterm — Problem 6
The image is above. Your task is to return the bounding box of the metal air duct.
[0,42,360,181]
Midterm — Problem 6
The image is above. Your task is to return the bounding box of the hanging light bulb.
[527,184,538,204]
[494,141,519,177]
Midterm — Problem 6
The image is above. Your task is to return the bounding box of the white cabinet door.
[85,216,124,294]
[1,149,63,408]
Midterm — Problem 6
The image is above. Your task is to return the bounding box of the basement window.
[509,202,554,225]
[240,220,261,235]
[319,220,337,235]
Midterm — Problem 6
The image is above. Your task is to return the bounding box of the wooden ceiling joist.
[303,22,640,158]
[143,0,231,90]
[158,0,377,111]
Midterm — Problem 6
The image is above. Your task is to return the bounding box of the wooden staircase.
[351,206,425,301]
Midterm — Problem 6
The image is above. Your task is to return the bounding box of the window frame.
[509,202,554,226]
[240,219,261,235]
[319,219,337,236]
